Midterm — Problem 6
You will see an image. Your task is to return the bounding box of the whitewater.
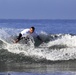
[0,28,76,62]
[1,19,76,75]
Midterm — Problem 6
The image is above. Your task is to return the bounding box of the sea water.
[0,19,76,75]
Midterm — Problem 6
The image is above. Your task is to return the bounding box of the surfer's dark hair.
[31,27,35,31]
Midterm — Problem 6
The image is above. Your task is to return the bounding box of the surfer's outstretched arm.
[15,33,22,43]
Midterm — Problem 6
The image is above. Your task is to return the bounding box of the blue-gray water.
[0,19,76,34]
[0,19,76,75]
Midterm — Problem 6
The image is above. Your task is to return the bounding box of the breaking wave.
[0,28,76,63]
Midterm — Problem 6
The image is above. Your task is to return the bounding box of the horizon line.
[0,19,76,20]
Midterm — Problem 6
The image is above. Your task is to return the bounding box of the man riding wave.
[14,27,43,43]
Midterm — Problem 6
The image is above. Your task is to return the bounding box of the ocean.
[0,19,76,75]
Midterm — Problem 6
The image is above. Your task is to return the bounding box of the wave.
[0,28,76,62]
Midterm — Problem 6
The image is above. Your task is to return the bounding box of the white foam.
[5,41,76,61]
[1,28,76,61]
[48,34,76,47]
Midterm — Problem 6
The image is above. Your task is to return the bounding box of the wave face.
[0,28,76,63]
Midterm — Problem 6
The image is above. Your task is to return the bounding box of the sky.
[0,0,76,19]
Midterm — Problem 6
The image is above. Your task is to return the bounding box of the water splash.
[0,28,76,61]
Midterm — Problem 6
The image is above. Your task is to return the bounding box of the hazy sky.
[0,0,76,19]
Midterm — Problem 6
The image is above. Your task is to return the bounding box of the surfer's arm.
[15,33,22,43]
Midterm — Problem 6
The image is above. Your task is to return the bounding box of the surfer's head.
[30,27,35,33]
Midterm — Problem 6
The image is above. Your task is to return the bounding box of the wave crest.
[0,28,76,61]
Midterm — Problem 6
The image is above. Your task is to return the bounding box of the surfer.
[14,26,43,43]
